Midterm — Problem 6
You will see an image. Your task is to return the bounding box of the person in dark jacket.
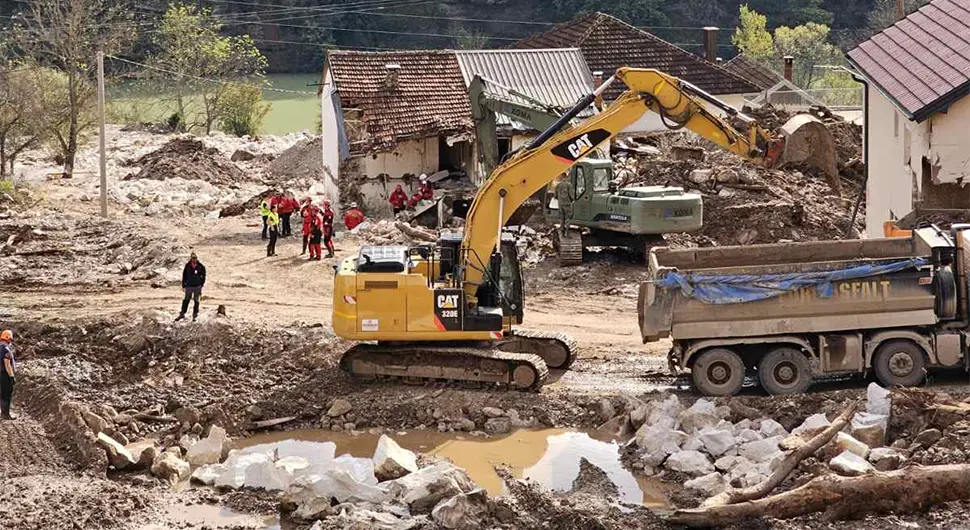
[0,329,15,421]
[176,252,206,322]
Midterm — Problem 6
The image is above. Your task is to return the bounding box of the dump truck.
[639,226,970,396]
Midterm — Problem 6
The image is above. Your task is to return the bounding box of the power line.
[209,0,432,23]
[106,54,317,94]
[214,17,522,41]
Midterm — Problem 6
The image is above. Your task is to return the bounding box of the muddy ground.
[4,125,970,530]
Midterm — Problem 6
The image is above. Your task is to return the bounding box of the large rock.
[737,429,763,443]
[714,455,751,473]
[833,431,870,459]
[684,472,728,496]
[328,399,353,418]
[97,432,136,470]
[594,399,616,423]
[484,417,511,435]
[284,469,388,507]
[374,435,418,481]
[759,419,788,438]
[481,407,505,419]
[867,383,891,416]
[868,447,906,471]
[244,455,292,491]
[380,461,477,513]
[174,406,201,426]
[791,413,830,435]
[829,450,875,476]
[431,488,490,530]
[850,412,888,448]
[646,394,683,430]
[151,451,191,483]
[914,428,942,448]
[698,428,736,457]
[125,440,158,469]
[664,450,715,476]
[186,425,228,466]
[215,452,274,489]
[83,411,109,434]
[636,425,688,467]
[738,436,783,463]
[678,399,718,434]
[191,463,226,485]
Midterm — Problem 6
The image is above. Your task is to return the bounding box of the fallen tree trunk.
[133,413,179,423]
[701,400,861,508]
[394,221,436,242]
[669,464,970,527]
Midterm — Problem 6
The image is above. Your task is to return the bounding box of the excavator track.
[339,343,549,392]
[555,230,584,267]
[494,329,579,370]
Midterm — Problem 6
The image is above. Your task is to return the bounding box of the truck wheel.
[758,347,812,395]
[873,340,926,387]
[692,348,745,396]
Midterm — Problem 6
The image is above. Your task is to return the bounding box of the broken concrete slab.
[665,450,715,476]
[867,382,891,416]
[834,431,870,459]
[698,427,736,457]
[374,435,419,482]
[684,472,728,496]
[431,488,489,530]
[151,451,191,484]
[829,450,875,476]
[185,425,227,466]
[792,413,830,435]
[850,412,888,448]
[380,461,477,514]
[191,463,226,486]
[97,432,136,470]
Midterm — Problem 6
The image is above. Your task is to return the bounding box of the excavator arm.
[460,67,835,301]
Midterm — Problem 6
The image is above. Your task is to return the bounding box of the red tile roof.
[847,0,970,122]
[723,55,784,92]
[513,12,758,99]
[325,50,473,151]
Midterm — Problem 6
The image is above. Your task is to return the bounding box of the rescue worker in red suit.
[308,210,323,260]
[389,184,408,215]
[408,174,434,209]
[278,194,298,237]
[344,202,365,230]
[300,197,317,255]
[322,201,336,258]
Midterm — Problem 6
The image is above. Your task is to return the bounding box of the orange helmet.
[0,330,12,343]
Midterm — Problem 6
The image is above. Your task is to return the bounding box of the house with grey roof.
[847,0,970,237]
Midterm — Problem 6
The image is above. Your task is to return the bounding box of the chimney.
[384,63,401,90]
[783,56,794,83]
[703,27,719,63]
[896,0,905,20]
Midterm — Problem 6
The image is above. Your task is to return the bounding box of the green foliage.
[217,83,271,137]
[809,70,863,106]
[147,3,268,134]
[773,22,844,87]
[0,65,51,175]
[453,26,491,49]
[550,0,670,25]
[733,5,774,59]
[868,0,929,32]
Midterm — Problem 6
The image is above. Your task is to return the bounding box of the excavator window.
[592,168,611,192]
[574,166,586,198]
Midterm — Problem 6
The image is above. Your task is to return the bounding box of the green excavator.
[468,74,704,265]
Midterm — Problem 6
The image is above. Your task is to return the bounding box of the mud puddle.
[237,428,668,507]
[138,504,279,529]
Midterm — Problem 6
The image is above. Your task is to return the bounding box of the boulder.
[374,435,419,481]
[682,436,703,452]
[714,406,732,420]
[868,447,907,471]
[83,411,109,434]
[594,399,616,423]
[698,428,736,457]
[484,417,511,435]
[664,450,715,476]
[714,455,751,473]
[294,497,336,521]
[284,469,388,507]
[186,425,228,466]
[431,489,490,530]
[481,407,504,419]
[737,429,763,443]
[738,436,783,463]
[684,472,728,496]
[646,395,683,430]
[125,440,158,469]
[191,463,226,486]
[380,462,477,513]
[678,399,718,434]
[636,425,688,467]
[829,450,875,476]
[866,383,891,416]
[97,432,136,470]
[834,431,870,459]
[597,414,633,439]
[151,451,191,483]
[850,412,888,448]
[327,399,353,418]
[246,404,263,420]
[174,407,201,426]
[759,419,788,438]
[215,452,274,489]
[332,455,379,486]
[178,434,200,452]
[914,428,943,448]
[629,405,650,430]
[732,418,753,435]
[791,413,830,435]
[231,149,257,162]
[244,456,292,491]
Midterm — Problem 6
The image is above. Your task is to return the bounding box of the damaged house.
[320,48,595,214]
[847,0,970,237]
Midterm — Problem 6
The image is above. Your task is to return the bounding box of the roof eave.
[846,53,917,122]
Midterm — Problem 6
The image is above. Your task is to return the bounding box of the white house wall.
[866,89,916,238]
[355,137,439,215]
[924,96,970,184]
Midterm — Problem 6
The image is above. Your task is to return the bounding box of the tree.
[147,3,268,134]
[453,26,491,49]
[732,5,774,60]
[868,0,929,32]
[0,66,55,176]
[217,83,270,137]
[15,0,134,177]
[773,22,844,87]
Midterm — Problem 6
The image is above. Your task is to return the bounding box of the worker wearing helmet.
[300,197,315,255]
[344,202,365,230]
[389,184,408,215]
[0,329,15,420]
[322,201,335,258]
[418,174,434,200]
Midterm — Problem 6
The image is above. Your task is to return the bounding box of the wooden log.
[701,400,861,508]
[133,413,179,423]
[394,221,436,242]
[669,464,970,527]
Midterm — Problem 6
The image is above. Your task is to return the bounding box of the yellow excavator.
[332,67,839,391]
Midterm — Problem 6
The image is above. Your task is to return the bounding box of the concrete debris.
[867,383,892,416]
[151,451,191,484]
[850,412,889,448]
[698,427,736,457]
[380,461,477,513]
[829,450,875,476]
[792,413,831,435]
[185,425,228,466]
[665,450,715,476]
[834,431,871,459]
[374,434,419,481]
[123,138,246,186]
[684,472,728,496]
[431,488,490,530]
[96,432,136,470]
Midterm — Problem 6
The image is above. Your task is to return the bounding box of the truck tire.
[758,347,812,395]
[873,340,926,388]
[692,348,745,396]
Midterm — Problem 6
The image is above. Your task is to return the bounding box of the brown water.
[138,504,280,529]
[236,428,668,508]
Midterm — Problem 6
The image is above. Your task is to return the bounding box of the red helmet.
[395,184,403,190]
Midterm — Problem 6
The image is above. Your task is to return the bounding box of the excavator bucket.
[776,114,841,196]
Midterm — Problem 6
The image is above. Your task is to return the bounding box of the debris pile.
[268,136,324,181]
[111,177,266,217]
[123,138,247,186]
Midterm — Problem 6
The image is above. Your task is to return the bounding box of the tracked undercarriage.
[339,332,578,391]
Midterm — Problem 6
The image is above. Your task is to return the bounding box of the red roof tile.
[513,12,758,98]
[848,0,970,121]
[325,50,473,151]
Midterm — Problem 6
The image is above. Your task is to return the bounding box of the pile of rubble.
[123,138,247,186]
[268,137,324,181]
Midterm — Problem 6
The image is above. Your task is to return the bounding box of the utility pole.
[97,50,107,218]
[896,0,906,20]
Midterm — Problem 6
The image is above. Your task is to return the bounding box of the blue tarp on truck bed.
[657,258,929,305]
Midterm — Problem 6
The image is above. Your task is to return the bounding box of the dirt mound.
[268,136,323,181]
[123,138,246,186]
